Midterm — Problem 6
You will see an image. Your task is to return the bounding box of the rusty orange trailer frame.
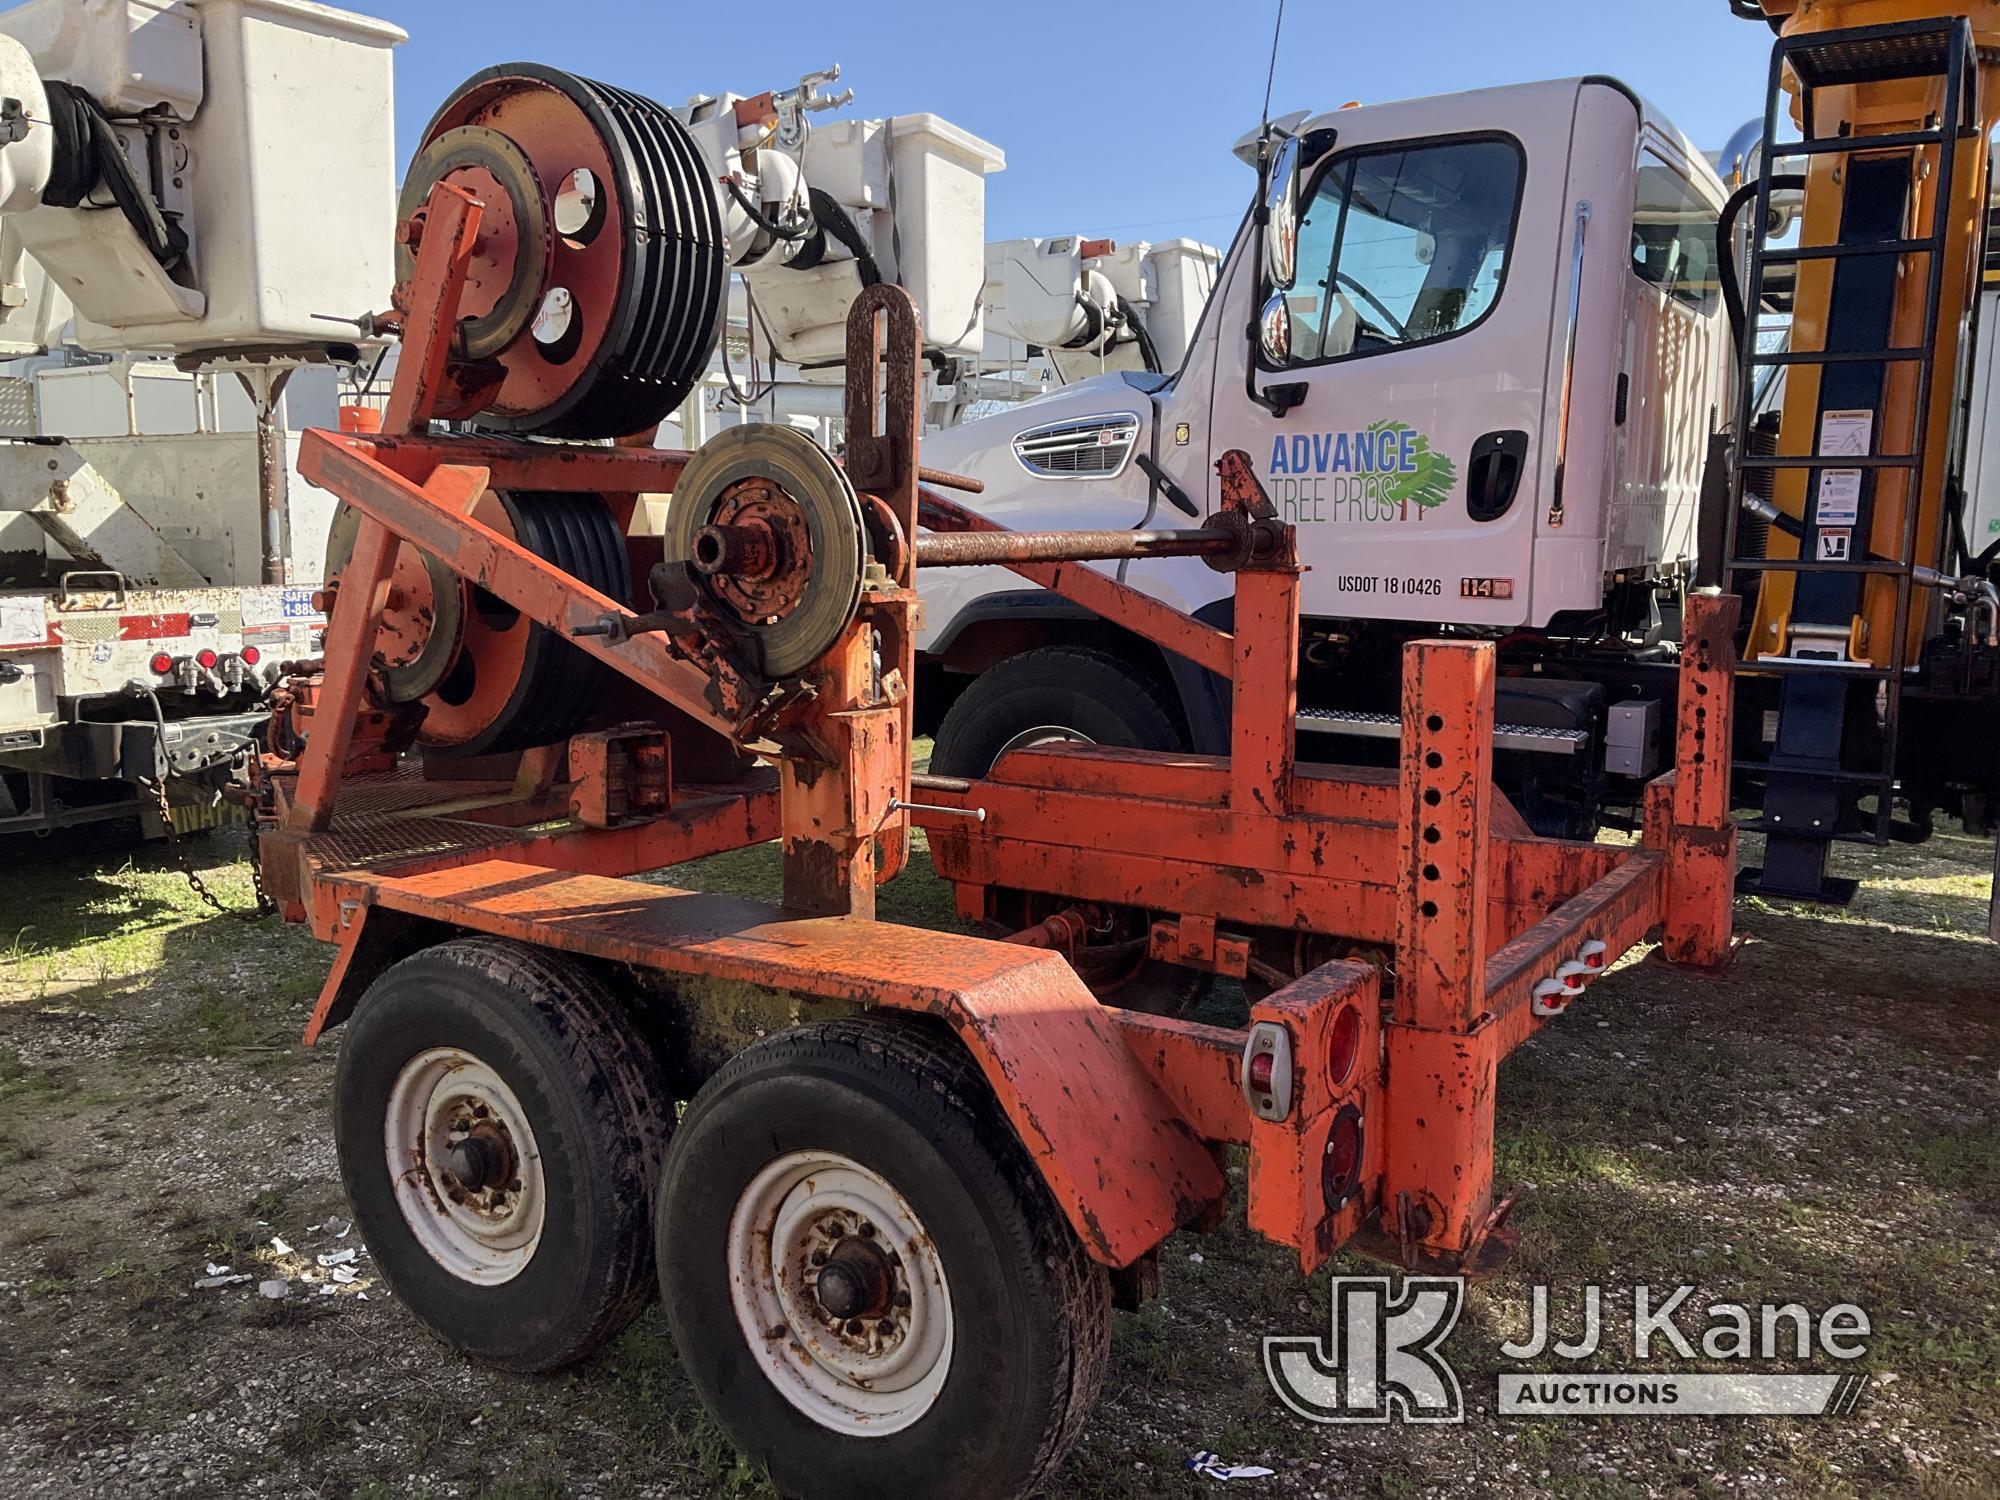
[259,180,1740,1284]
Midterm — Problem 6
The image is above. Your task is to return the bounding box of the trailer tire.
[930,645,1184,778]
[332,937,669,1372]
[657,1015,1110,1500]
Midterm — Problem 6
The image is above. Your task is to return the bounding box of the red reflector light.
[1247,1050,1276,1096]
[1580,939,1609,970]
[196,649,219,670]
[240,646,261,667]
[149,653,174,675]
[1327,1003,1362,1088]
[1322,1104,1364,1211]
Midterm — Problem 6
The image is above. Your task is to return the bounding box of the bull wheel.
[405,64,726,440]
[333,938,669,1371]
[656,1016,1109,1500]
[421,489,631,756]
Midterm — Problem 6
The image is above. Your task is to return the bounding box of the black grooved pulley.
[407,64,726,440]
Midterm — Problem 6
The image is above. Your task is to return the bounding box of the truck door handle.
[1467,430,1528,523]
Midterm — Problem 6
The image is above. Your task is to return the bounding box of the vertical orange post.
[1662,589,1741,968]
[1229,567,1301,817]
[842,285,922,884]
[781,624,894,919]
[1381,640,1500,1261]
[1394,641,1495,1029]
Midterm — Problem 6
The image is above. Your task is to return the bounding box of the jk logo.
[1264,1276,1466,1424]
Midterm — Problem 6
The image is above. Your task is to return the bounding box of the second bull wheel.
[423,490,632,758]
[404,64,726,440]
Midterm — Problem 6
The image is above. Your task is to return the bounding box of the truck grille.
[1011,414,1141,479]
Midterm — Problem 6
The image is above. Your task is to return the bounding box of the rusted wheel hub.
[325,504,465,705]
[689,479,815,627]
[665,425,865,679]
[386,1047,546,1286]
[398,125,550,362]
[812,1233,897,1324]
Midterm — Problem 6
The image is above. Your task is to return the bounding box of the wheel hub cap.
[727,1151,953,1436]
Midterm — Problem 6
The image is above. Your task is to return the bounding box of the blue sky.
[362,1,1777,246]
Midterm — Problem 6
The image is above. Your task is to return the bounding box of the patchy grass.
[0,809,1993,1497]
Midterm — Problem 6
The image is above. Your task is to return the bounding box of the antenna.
[1260,0,1288,133]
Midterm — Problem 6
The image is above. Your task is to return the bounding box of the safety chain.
[146,772,276,923]
[127,682,277,922]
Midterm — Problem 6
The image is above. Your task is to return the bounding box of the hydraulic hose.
[1726,0,1784,32]
[41,82,186,271]
[1717,173,1805,346]
[723,174,811,242]
[789,187,882,287]
[1116,295,1163,373]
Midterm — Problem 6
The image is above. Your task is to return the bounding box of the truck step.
[1295,707,1588,757]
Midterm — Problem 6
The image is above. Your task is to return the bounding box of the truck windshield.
[1286,135,1523,366]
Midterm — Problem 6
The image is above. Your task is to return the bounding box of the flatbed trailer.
[254,78,1741,1497]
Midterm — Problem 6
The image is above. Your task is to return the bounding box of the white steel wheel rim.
[727,1150,954,1437]
[384,1047,546,1286]
[995,724,1097,760]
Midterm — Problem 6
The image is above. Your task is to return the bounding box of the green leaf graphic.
[1371,419,1457,512]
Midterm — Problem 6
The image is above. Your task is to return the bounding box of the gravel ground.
[0,815,1994,1499]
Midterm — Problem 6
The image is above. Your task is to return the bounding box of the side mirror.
[1262,135,1301,291]
[1257,289,1293,365]
[1246,130,1309,418]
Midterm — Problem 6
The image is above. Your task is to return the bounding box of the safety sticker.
[0,596,45,647]
[1813,409,1872,527]
[244,588,324,628]
[1817,528,1853,563]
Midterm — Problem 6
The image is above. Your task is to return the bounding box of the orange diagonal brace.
[302,432,742,744]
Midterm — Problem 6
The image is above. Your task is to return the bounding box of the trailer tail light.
[196,649,219,670]
[1323,1103,1364,1210]
[1579,940,1609,971]
[1557,960,1591,993]
[1532,977,1571,1018]
[149,653,174,675]
[1241,1021,1293,1123]
[1247,1050,1275,1094]
[1327,1002,1362,1088]
[240,646,261,667]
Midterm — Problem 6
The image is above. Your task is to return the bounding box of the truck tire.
[930,645,1184,778]
[657,1016,1110,1500]
[332,937,669,1372]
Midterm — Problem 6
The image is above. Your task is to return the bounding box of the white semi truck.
[916,77,1738,836]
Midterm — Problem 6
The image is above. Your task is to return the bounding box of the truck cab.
[918,77,1731,829]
